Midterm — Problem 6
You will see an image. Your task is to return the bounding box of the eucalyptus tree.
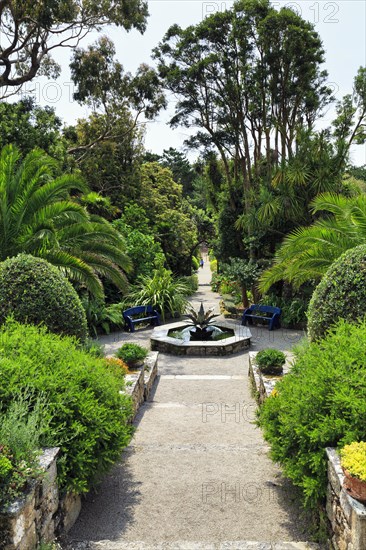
[153,0,333,255]
[0,0,148,98]
[0,144,131,298]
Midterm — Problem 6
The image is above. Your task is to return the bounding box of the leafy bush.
[116,343,148,365]
[81,295,124,336]
[255,349,286,374]
[0,393,50,508]
[341,442,366,482]
[210,259,217,272]
[180,274,199,295]
[258,319,366,509]
[0,254,87,342]
[0,319,133,493]
[307,245,366,341]
[191,256,200,271]
[125,266,190,320]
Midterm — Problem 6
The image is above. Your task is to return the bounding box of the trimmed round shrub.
[307,245,366,341]
[0,254,87,342]
[258,319,366,510]
[0,319,133,493]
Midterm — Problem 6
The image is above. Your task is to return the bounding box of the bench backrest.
[123,305,156,317]
[246,304,281,315]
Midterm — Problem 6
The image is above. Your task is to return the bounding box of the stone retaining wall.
[326,448,366,550]
[0,356,158,548]
[248,351,292,403]
[0,448,60,550]
[124,351,159,419]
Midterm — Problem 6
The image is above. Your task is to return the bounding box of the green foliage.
[258,319,366,509]
[81,296,124,336]
[0,99,64,157]
[114,216,165,281]
[116,343,148,364]
[191,256,200,271]
[180,274,199,295]
[139,162,198,275]
[259,193,366,292]
[307,244,366,341]
[0,144,131,298]
[0,393,50,508]
[0,254,88,342]
[0,0,148,98]
[255,349,286,374]
[125,266,190,321]
[0,320,133,493]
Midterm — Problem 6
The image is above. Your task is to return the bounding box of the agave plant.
[185,302,219,330]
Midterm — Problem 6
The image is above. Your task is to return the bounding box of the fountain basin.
[151,321,251,356]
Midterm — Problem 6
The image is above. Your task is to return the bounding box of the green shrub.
[307,245,366,341]
[180,274,199,295]
[210,259,217,272]
[116,343,148,365]
[191,256,200,271]
[258,319,366,510]
[255,349,286,374]
[0,393,50,508]
[0,319,133,493]
[261,293,309,329]
[0,254,87,342]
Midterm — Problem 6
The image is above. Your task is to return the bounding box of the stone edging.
[124,351,159,419]
[248,351,293,404]
[326,448,366,550]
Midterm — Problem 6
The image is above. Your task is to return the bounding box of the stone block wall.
[0,448,59,550]
[124,351,158,419]
[326,448,366,550]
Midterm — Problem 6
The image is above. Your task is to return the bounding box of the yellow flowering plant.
[340,442,366,482]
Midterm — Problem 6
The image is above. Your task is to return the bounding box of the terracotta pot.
[343,468,366,503]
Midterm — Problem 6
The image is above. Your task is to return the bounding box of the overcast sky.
[20,0,366,165]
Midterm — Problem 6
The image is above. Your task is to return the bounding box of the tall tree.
[0,0,148,98]
[153,0,333,256]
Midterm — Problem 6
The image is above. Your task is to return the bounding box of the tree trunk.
[241,284,249,309]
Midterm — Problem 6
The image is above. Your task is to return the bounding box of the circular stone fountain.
[150,321,251,356]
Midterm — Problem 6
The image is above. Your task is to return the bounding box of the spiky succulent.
[185,302,219,329]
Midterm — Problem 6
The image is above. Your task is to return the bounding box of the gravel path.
[65,263,318,549]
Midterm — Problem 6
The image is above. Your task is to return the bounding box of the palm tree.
[0,144,131,297]
[259,192,366,292]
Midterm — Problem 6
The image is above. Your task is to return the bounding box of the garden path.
[65,263,319,550]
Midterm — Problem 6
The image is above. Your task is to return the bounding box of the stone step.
[64,541,321,550]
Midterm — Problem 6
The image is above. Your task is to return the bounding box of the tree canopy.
[0,0,148,98]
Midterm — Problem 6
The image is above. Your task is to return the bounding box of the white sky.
[19,0,366,165]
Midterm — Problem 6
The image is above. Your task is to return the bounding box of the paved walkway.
[66,263,318,550]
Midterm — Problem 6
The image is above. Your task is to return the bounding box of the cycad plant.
[0,144,131,297]
[259,192,366,292]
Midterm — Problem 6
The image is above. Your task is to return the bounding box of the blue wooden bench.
[123,305,160,333]
[241,304,282,331]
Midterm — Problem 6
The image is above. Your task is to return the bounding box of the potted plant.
[340,441,366,503]
[116,343,148,369]
[255,348,286,375]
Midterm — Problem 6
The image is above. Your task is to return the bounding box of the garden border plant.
[258,318,366,514]
[0,319,133,494]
